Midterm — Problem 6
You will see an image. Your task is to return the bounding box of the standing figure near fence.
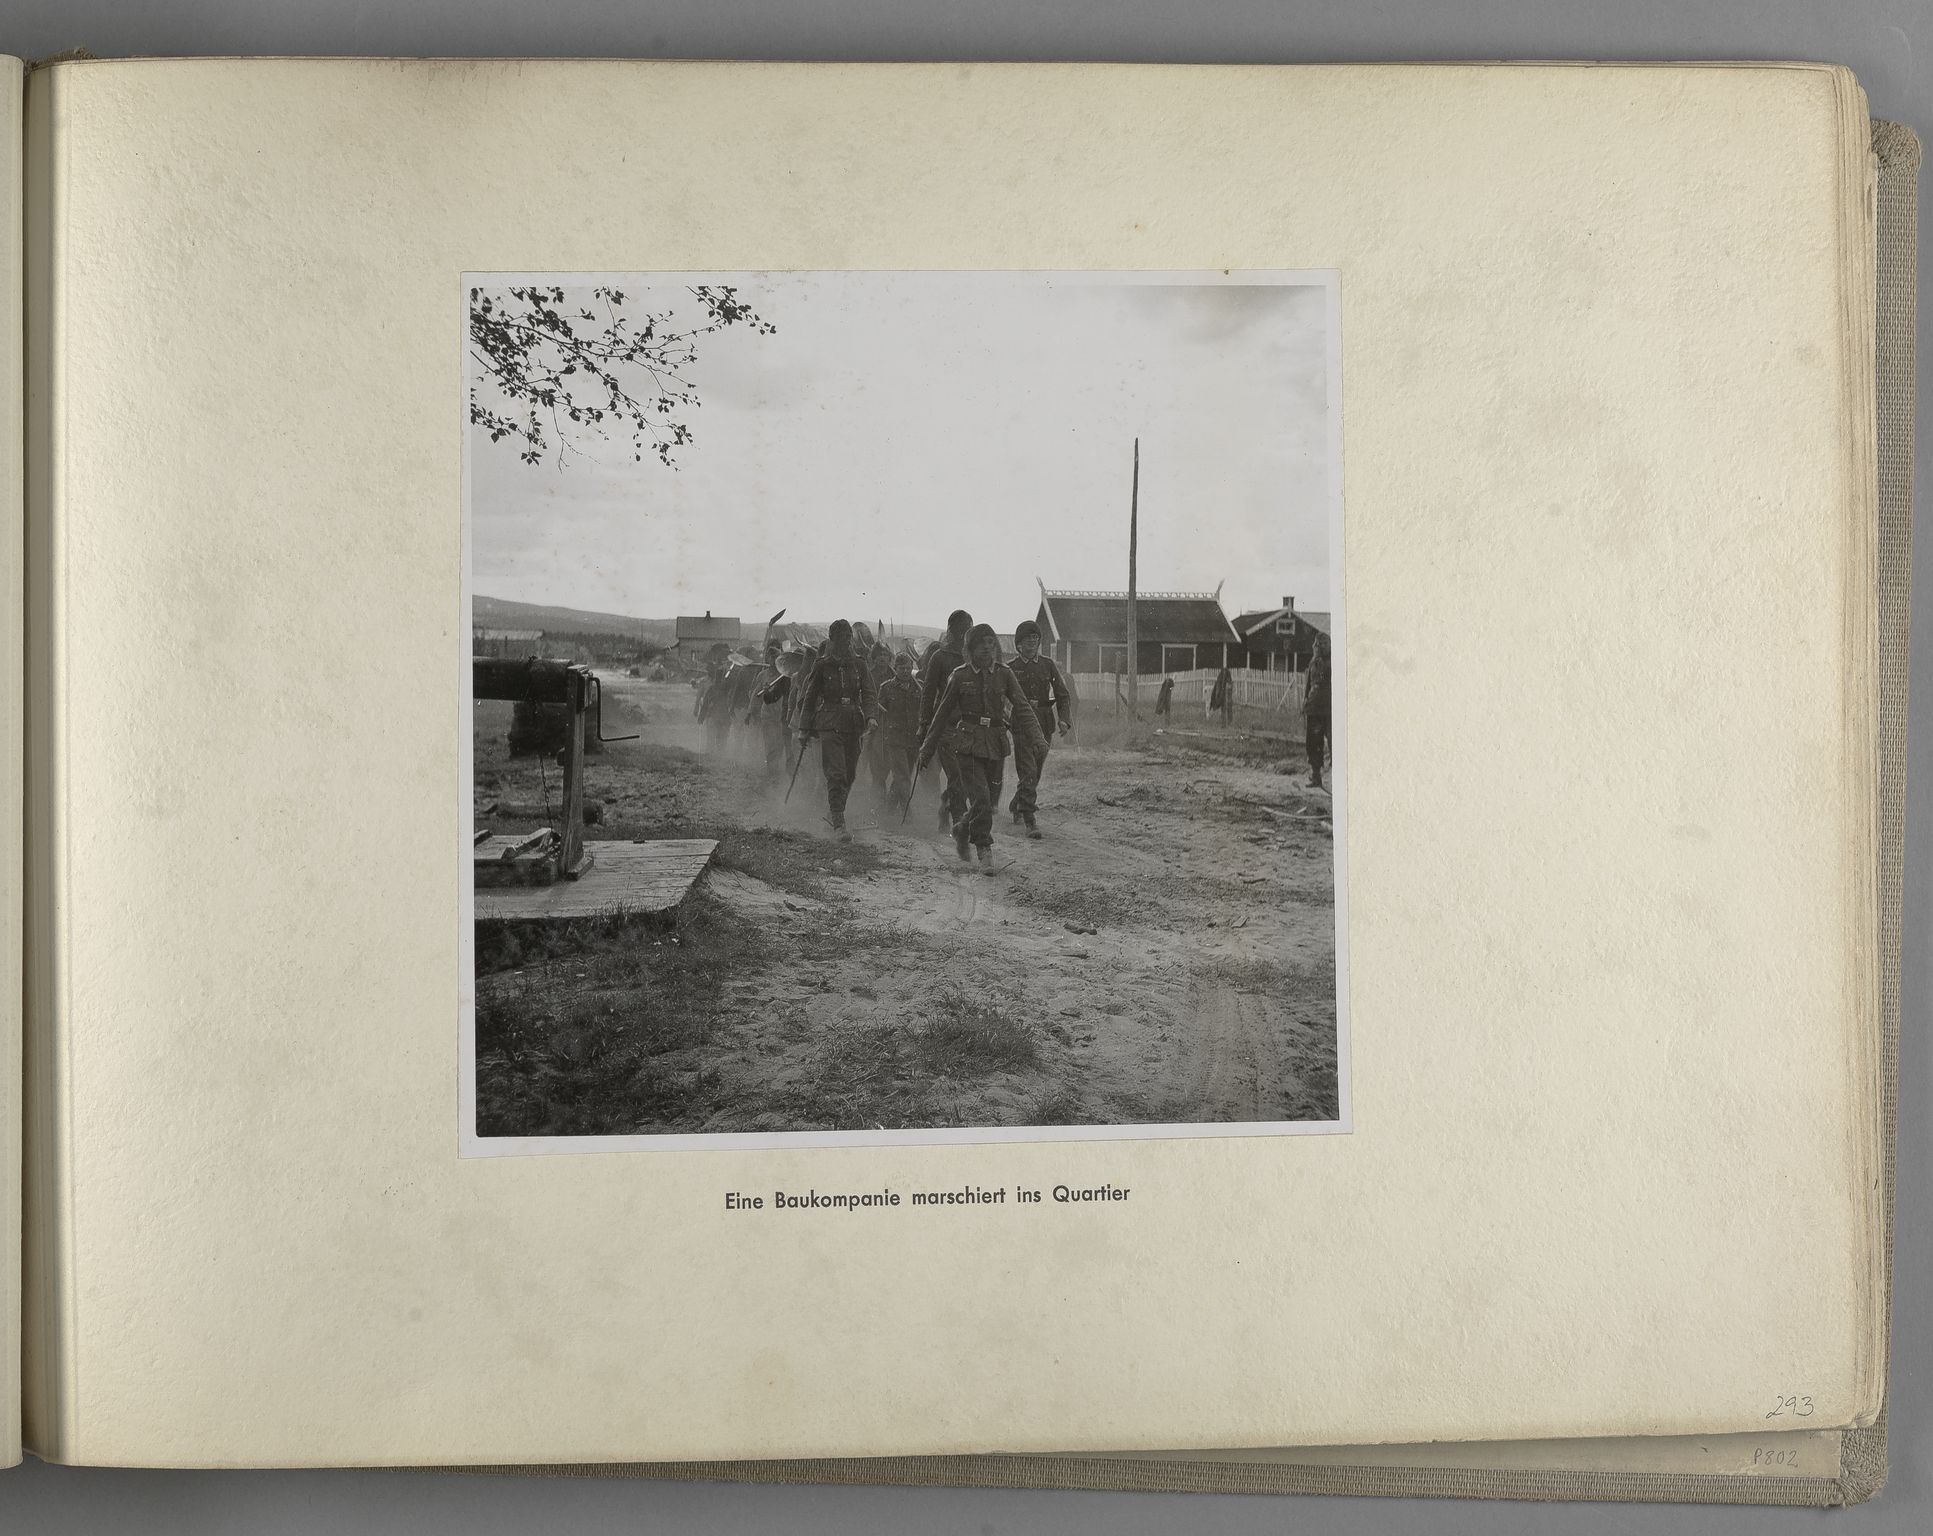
[918,624,1047,870]
[875,650,924,814]
[1005,619,1073,839]
[1210,665,1235,728]
[1155,676,1174,719]
[919,609,973,835]
[1304,633,1333,790]
[798,620,877,841]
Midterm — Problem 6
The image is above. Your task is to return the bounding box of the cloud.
[470,273,1337,626]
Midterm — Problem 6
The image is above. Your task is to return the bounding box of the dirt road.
[473,675,1339,1137]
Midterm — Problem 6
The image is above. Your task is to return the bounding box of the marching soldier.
[919,609,973,834]
[797,620,877,840]
[917,623,1047,870]
[1005,618,1073,839]
[853,624,895,795]
[696,642,735,753]
[875,650,924,814]
[1304,631,1333,790]
[750,643,803,783]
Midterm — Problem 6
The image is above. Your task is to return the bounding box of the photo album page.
[18,58,1884,1469]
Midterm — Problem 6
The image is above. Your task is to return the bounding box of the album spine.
[20,58,73,1466]
[1,52,23,1472]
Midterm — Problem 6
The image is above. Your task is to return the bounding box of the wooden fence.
[1067,668,1306,723]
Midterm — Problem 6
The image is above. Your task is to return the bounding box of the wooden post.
[1127,438,1140,720]
[559,669,589,877]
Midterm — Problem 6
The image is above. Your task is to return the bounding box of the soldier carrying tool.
[1005,618,1073,839]
[916,623,1048,871]
[918,609,974,835]
[875,649,924,816]
[797,619,878,841]
[749,641,802,784]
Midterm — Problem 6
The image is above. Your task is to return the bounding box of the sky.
[468,272,1335,632]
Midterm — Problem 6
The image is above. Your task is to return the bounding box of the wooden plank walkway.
[473,838,718,922]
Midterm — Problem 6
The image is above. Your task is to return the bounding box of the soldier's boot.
[938,800,952,834]
[976,845,994,873]
[953,825,971,862]
[1023,812,1042,840]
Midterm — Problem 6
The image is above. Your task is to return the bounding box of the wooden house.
[1231,597,1330,673]
[1033,587,1245,675]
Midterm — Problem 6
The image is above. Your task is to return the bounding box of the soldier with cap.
[919,609,974,834]
[917,623,1047,869]
[874,650,924,814]
[696,642,736,753]
[1005,618,1073,839]
[749,642,803,783]
[797,619,878,840]
[1303,631,1333,790]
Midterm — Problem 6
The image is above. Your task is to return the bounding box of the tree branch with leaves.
[468,284,776,468]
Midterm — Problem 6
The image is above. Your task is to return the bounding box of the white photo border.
[458,268,1349,1158]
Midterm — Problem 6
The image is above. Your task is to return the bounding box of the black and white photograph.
[461,270,1347,1151]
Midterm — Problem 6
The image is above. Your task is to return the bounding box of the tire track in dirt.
[493,678,1341,1130]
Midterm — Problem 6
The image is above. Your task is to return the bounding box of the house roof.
[1234,606,1331,640]
[1037,590,1240,646]
[674,615,742,643]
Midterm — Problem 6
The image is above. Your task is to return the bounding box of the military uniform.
[751,662,796,781]
[799,648,878,830]
[697,660,735,752]
[919,638,969,830]
[1210,666,1235,727]
[919,655,1047,856]
[1006,646,1073,831]
[863,645,898,792]
[1303,642,1332,789]
[875,672,923,811]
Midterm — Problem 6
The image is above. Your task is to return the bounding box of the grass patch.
[473,887,769,1136]
[1027,1087,1098,1125]
[913,998,1039,1074]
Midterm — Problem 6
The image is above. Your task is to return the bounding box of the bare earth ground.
[473,676,1339,1137]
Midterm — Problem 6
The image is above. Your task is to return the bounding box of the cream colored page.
[1,54,25,1470]
[35,61,1878,1465]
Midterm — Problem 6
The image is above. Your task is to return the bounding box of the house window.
[1161,644,1196,674]
[1098,644,1129,673]
[1275,618,1294,635]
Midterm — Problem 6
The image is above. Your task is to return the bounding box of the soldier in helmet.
[874,649,924,814]
[917,623,1047,870]
[797,619,878,840]
[919,609,974,834]
[1005,618,1073,839]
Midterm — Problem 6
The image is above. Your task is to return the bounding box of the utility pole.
[1127,437,1140,720]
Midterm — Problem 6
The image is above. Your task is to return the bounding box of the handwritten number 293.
[1765,1395,1814,1419]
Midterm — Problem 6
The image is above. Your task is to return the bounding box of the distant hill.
[473,595,674,644]
[475,594,942,648]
